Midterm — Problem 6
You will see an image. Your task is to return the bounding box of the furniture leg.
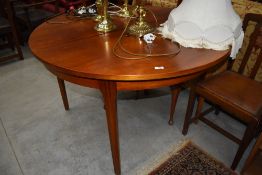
[241,132,262,173]
[182,89,196,135]
[100,81,121,175]
[5,0,24,61]
[14,36,24,60]
[144,89,149,96]
[168,86,181,125]
[231,123,256,170]
[193,96,204,123]
[7,33,14,50]
[57,77,69,110]
[135,90,140,99]
[214,106,220,115]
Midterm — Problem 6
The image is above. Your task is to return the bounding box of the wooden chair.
[241,132,262,175]
[182,13,262,170]
[0,0,24,62]
[12,0,63,34]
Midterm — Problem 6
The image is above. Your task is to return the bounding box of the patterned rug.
[137,141,237,175]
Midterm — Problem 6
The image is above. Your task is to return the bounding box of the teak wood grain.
[29,8,229,82]
[29,6,230,175]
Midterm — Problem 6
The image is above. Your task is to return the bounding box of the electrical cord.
[113,6,181,59]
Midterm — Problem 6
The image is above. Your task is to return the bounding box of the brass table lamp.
[127,6,154,37]
[95,0,116,32]
[93,0,103,21]
[118,0,133,18]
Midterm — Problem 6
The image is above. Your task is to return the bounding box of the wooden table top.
[29,7,230,81]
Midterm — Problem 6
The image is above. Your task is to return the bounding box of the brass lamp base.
[93,14,103,21]
[127,6,154,37]
[128,21,154,37]
[95,18,116,32]
[118,6,133,18]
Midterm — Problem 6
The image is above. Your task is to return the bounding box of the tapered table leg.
[182,89,196,135]
[100,81,121,175]
[168,86,181,125]
[57,77,69,110]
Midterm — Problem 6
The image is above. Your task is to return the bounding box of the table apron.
[45,65,204,91]
[116,73,202,90]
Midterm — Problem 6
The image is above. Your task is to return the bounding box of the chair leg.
[193,96,204,124]
[4,0,24,61]
[182,89,196,135]
[255,122,262,137]
[57,77,69,110]
[214,106,220,115]
[14,39,24,60]
[135,90,150,99]
[241,132,262,173]
[135,90,139,99]
[144,89,149,96]
[7,33,14,50]
[231,123,256,170]
[168,86,181,125]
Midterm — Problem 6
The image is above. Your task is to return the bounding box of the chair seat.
[197,71,262,123]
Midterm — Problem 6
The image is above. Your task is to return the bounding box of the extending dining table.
[29,6,230,175]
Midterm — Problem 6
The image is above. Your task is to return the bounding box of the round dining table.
[29,6,230,175]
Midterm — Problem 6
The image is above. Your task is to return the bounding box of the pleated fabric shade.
[160,0,243,58]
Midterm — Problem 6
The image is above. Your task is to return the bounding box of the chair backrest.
[0,0,18,35]
[0,0,24,62]
[238,13,262,80]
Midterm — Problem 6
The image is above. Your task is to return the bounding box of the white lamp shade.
[160,0,244,58]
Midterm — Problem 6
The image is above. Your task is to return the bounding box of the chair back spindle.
[238,15,262,80]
